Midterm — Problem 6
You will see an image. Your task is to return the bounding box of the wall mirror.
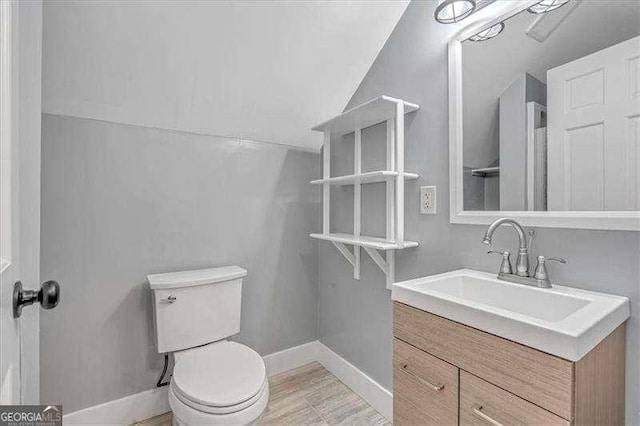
[449,0,640,230]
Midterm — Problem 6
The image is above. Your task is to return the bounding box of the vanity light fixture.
[527,0,570,14]
[435,0,476,24]
[469,22,505,41]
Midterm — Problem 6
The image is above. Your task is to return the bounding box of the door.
[0,0,43,405]
[547,36,640,211]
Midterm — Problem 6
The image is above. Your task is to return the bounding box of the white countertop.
[392,269,630,361]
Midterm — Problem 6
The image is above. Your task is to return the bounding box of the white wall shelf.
[310,233,419,250]
[310,171,419,186]
[312,95,419,136]
[310,96,420,289]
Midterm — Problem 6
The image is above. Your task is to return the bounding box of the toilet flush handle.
[161,295,177,304]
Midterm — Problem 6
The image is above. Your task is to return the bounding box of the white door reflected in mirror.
[547,37,639,211]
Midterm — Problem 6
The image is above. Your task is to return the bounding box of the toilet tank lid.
[147,266,247,290]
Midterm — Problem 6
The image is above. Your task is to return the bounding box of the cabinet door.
[393,338,458,425]
[460,371,570,426]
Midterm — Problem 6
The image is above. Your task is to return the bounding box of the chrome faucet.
[482,218,530,277]
[482,218,566,288]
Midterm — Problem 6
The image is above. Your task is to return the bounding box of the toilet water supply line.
[157,353,171,387]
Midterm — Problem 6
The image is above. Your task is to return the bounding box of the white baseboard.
[64,387,170,425]
[263,341,319,377]
[64,340,392,424]
[314,342,392,420]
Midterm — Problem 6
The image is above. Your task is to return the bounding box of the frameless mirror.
[450,0,640,230]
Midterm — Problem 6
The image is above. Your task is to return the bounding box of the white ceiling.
[42,1,409,151]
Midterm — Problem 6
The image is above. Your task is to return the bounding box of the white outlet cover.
[420,186,436,214]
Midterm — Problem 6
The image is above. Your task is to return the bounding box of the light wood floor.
[134,362,389,425]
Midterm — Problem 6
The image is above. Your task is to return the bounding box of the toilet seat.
[169,381,269,425]
[169,340,268,424]
[171,378,268,414]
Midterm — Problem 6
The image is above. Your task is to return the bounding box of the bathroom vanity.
[391,270,629,425]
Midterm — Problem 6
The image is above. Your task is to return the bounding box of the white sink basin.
[392,269,629,361]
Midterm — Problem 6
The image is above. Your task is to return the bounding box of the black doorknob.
[13,280,60,318]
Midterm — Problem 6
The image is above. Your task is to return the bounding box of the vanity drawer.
[393,338,458,425]
[460,371,569,426]
[393,302,574,420]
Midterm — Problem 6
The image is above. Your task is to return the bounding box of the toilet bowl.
[148,266,268,425]
[168,340,268,425]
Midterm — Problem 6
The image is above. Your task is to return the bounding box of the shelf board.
[471,167,500,177]
[311,171,419,186]
[310,233,419,250]
[312,96,419,136]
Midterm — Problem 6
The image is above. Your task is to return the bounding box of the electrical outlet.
[420,186,436,214]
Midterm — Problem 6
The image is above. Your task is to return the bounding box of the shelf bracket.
[332,242,356,268]
[363,248,395,290]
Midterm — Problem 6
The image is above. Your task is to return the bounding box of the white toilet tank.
[148,266,247,353]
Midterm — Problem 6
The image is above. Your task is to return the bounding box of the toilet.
[148,266,268,425]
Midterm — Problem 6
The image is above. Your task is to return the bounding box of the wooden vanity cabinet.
[393,302,626,426]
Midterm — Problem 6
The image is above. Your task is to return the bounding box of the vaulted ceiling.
[43,1,409,151]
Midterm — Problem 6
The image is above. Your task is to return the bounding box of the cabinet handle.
[400,364,444,391]
[471,404,504,426]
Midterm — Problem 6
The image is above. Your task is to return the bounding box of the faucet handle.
[533,256,567,284]
[488,250,513,274]
[541,256,567,264]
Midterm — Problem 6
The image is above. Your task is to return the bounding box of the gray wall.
[318,1,640,424]
[40,114,320,412]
